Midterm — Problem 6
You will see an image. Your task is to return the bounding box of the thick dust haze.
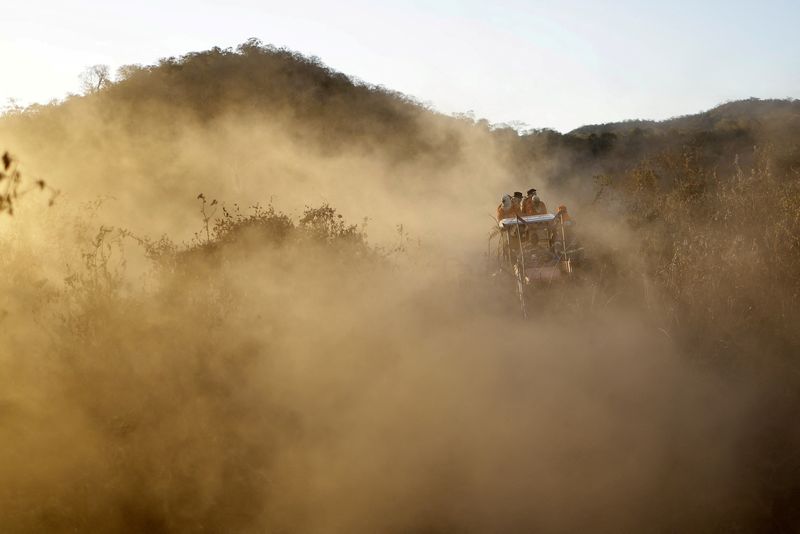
[0,208,754,533]
[0,43,798,532]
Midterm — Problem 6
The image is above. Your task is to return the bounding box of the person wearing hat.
[521,189,536,215]
[511,192,523,219]
[522,188,548,215]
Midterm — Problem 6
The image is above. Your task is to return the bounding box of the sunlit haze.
[3,0,798,131]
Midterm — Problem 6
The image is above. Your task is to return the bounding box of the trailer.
[489,212,583,318]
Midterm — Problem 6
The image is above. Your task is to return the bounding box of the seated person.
[521,189,537,215]
[522,188,548,215]
[532,195,547,215]
[513,191,524,212]
[496,194,521,220]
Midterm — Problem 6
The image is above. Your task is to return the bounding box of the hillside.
[4,43,799,200]
[2,43,798,223]
[3,40,475,169]
[0,41,521,246]
[570,98,800,136]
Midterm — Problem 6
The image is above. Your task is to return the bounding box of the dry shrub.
[0,196,767,533]
[611,147,800,362]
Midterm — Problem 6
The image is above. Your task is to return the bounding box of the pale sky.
[2,0,798,132]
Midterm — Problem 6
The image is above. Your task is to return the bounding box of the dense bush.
[603,147,800,361]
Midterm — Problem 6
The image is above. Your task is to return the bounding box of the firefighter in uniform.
[522,188,548,215]
[496,194,521,221]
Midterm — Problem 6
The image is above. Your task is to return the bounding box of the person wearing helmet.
[513,191,524,212]
[525,189,548,215]
[496,194,521,221]
[521,188,538,215]
[555,204,572,222]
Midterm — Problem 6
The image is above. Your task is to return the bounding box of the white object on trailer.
[498,214,556,228]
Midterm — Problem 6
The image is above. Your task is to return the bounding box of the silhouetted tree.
[80,64,111,94]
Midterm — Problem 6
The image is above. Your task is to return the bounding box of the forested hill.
[3,39,476,166]
[4,39,798,176]
[90,44,800,176]
[0,40,798,227]
[561,98,800,177]
[526,98,799,187]
[570,98,800,136]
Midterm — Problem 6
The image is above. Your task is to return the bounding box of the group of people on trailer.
[496,188,571,222]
